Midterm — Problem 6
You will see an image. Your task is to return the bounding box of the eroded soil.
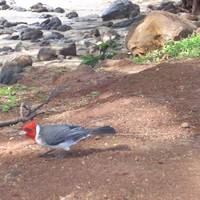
[1,59,200,200]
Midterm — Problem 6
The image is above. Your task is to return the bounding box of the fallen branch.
[0,85,67,128]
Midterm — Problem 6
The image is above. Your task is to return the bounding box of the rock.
[179,13,198,21]
[57,54,65,60]
[102,21,113,27]
[101,30,120,42]
[0,0,6,6]
[44,31,64,40]
[39,40,50,46]
[15,42,27,51]
[12,6,27,12]
[193,21,200,27]
[20,28,43,40]
[74,14,100,22]
[0,46,14,53]
[181,122,190,128]
[0,3,10,10]
[13,55,33,67]
[0,17,7,26]
[54,7,65,13]
[40,17,62,30]
[3,21,18,28]
[9,33,19,40]
[56,24,72,32]
[148,1,179,14]
[0,55,32,84]
[30,3,49,12]
[126,11,196,55]
[196,27,200,33]
[37,47,57,61]
[92,29,101,37]
[0,65,22,84]
[112,14,145,28]
[59,43,76,57]
[66,11,78,19]
[101,0,140,21]
[39,14,52,19]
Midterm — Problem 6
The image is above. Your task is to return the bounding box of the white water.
[0,0,113,23]
[0,0,176,24]
[14,0,105,9]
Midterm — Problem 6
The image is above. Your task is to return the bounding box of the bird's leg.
[39,149,56,157]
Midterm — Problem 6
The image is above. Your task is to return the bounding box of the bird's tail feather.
[89,126,116,135]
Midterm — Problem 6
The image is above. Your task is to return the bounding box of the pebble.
[181,122,190,128]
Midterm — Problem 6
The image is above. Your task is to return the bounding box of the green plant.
[98,41,118,60]
[81,55,100,67]
[81,40,119,67]
[89,91,101,97]
[0,86,17,112]
[133,34,200,64]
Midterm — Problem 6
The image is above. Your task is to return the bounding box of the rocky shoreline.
[0,0,199,85]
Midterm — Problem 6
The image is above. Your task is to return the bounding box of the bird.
[20,120,116,154]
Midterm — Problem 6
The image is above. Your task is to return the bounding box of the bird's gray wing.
[39,125,81,146]
[65,127,89,142]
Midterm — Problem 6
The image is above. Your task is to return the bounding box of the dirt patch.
[1,59,200,199]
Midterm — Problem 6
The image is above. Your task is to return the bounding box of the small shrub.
[133,34,200,64]
[0,86,17,112]
[81,40,119,67]
[81,55,100,67]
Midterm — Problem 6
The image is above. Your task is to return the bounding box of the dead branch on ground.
[0,85,67,128]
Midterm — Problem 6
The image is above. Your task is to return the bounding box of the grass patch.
[89,91,101,97]
[0,86,17,112]
[133,34,200,64]
[81,55,100,67]
[81,40,119,67]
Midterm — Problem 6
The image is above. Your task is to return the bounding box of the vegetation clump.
[81,40,118,67]
[0,86,17,112]
[133,34,200,64]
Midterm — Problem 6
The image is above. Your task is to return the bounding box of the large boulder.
[20,28,43,41]
[0,55,32,84]
[126,11,196,55]
[40,17,62,30]
[37,47,57,61]
[30,3,50,12]
[101,0,140,21]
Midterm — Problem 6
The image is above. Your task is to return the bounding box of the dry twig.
[0,85,66,128]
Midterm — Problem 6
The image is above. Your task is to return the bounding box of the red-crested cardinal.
[20,120,116,151]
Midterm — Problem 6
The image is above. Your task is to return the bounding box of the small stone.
[66,11,78,19]
[181,122,190,128]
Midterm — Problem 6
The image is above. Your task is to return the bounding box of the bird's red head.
[21,120,37,140]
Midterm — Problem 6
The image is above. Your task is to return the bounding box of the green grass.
[81,55,100,67]
[133,34,200,64]
[89,91,101,97]
[81,40,119,67]
[0,86,17,112]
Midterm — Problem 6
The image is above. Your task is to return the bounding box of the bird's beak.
[19,131,26,136]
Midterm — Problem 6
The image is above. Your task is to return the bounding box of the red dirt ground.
[1,59,200,200]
